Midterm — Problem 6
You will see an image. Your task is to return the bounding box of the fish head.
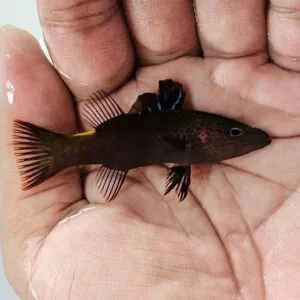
[197,115,271,162]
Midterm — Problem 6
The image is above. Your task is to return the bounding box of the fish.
[12,79,271,202]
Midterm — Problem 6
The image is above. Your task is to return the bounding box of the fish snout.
[251,128,271,147]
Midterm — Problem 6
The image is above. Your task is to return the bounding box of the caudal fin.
[13,120,67,190]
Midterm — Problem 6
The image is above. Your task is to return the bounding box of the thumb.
[0,26,85,296]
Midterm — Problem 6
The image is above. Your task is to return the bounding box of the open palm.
[1,1,300,299]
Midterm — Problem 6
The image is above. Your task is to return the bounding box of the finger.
[268,1,300,71]
[0,27,85,296]
[194,0,266,58]
[37,0,134,97]
[123,0,200,65]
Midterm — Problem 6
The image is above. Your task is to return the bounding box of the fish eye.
[229,127,244,137]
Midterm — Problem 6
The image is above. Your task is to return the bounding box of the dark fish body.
[65,110,269,170]
[13,80,271,201]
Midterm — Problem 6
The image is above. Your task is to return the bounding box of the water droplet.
[6,80,15,105]
[7,91,14,104]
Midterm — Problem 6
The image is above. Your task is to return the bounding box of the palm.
[2,2,300,300]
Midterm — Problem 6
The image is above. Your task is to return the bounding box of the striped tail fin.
[13,120,68,190]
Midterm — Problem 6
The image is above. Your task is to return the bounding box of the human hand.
[1,1,300,299]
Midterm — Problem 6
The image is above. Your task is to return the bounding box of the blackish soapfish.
[13,80,271,201]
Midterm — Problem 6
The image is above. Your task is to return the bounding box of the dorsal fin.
[82,90,124,129]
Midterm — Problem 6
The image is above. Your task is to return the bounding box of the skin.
[1,0,300,299]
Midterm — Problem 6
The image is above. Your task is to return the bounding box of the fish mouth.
[251,128,271,147]
[261,131,271,146]
[266,137,272,145]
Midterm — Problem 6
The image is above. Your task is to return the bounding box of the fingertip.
[0,25,74,131]
[0,25,42,63]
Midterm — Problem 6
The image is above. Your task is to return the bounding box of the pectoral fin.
[164,165,191,201]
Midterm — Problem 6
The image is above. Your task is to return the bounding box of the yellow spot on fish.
[73,130,96,137]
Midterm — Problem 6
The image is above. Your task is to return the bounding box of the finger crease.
[271,4,300,22]
[205,48,267,60]
[54,0,104,11]
[135,39,200,65]
[40,1,119,32]
[268,44,300,62]
[219,162,297,234]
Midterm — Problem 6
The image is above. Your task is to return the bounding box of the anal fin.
[95,166,127,201]
[164,166,191,201]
